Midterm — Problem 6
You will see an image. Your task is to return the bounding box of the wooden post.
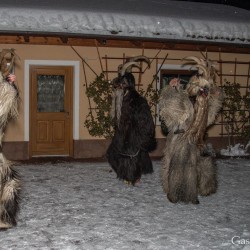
[104,55,108,81]
[219,49,224,139]
[95,40,104,74]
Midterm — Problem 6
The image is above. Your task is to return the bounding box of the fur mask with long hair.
[110,56,150,127]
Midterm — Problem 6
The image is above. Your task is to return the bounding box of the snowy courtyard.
[0,158,250,250]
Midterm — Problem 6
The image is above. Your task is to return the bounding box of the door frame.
[24,60,80,156]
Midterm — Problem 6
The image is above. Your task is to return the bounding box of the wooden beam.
[0,33,249,54]
[60,36,68,44]
[23,35,30,43]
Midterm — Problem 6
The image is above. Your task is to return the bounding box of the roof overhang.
[1,31,249,54]
[0,1,249,51]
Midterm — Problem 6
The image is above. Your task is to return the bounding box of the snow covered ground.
[220,142,250,157]
[1,157,250,250]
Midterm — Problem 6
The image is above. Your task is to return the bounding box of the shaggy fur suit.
[159,57,224,204]
[0,49,21,229]
[107,57,156,185]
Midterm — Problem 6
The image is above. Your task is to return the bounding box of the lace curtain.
[37,75,65,112]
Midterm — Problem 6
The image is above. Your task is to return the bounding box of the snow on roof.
[0,0,249,45]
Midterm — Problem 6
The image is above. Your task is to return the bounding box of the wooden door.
[30,66,73,156]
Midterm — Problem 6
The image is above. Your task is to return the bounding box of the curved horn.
[182,56,204,65]
[129,55,150,66]
[120,61,140,76]
[194,64,208,79]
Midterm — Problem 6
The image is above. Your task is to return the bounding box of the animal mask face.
[0,49,18,78]
[112,73,136,90]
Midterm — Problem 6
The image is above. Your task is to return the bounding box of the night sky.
[172,0,250,10]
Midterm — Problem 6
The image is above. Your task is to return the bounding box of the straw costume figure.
[0,49,21,229]
[159,56,223,204]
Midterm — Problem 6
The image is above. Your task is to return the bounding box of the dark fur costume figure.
[159,57,223,204]
[0,49,21,229]
[107,56,156,185]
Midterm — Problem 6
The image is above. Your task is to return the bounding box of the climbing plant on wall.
[222,80,250,145]
[84,73,114,138]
